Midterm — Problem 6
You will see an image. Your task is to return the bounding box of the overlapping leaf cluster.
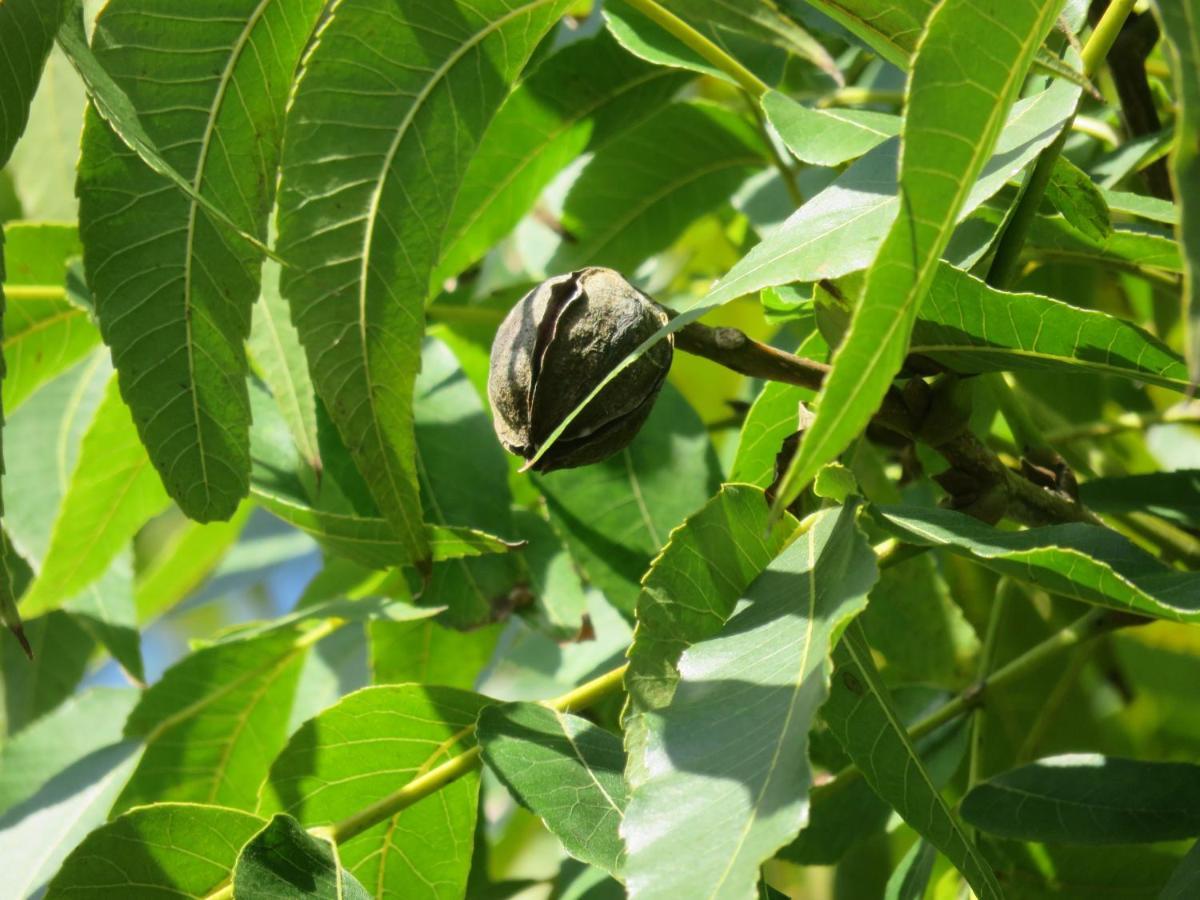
[0,0,1198,898]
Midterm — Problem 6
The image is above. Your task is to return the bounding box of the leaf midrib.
[357,0,559,551]
[180,0,275,509]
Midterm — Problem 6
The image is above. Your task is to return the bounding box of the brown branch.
[672,317,1101,527]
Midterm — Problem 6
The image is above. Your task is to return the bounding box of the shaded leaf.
[871,505,1200,623]
[1078,471,1200,528]
[1045,156,1112,242]
[275,0,571,558]
[908,262,1192,391]
[479,702,627,876]
[824,626,1003,899]
[1162,841,1200,900]
[234,813,369,900]
[622,505,876,900]
[0,0,66,166]
[1014,211,1182,274]
[370,617,502,690]
[1,741,142,899]
[1,222,97,414]
[512,507,589,638]
[763,91,899,166]
[1,610,96,735]
[536,384,721,615]
[0,686,136,816]
[62,550,142,681]
[797,0,932,69]
[435,29,687,285]
[44,801,262,899]
[77,0,325,521]
[1148,0,1200,380]
[551,102,766,273]
[259,685,488,899]
[885,841,937,900]
[769,0,1064,512]
[113,625,319,813]
[962,754,1200,844]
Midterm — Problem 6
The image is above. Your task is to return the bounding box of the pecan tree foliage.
[1,0,1199,897]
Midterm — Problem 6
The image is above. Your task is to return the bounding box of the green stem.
[817,606,1122,799]
[986,0,1139,290]
[968,582,1009,793]
[330,662,629,844]
[620,0,769,97]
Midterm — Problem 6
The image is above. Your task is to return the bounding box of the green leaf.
[275,0,571,560]
[7,45,86,220]
[907,262,1192,391]
[370,617,502,689]
[1,610,96,735]
[824,626,1003,899]
[62,550,142,681]
[885,841,937,900]
[1,222,98,414]
[550,102,766,273]
[621,505,877,900]
[249,251,321,475]
[872,505,1200,623]
[134,502,252,622]
[513,508,589,637]
[5,350,110,568]
[435,29,687,285]
[0,0,66,166]
[624,484,797,772]
[77,0,324,522]
[259,685,488,899]
[763,91,900,167]
[234,813,369,900]
[730,382,809,488]
[1162,841,1200,900]
[414,337,519,627]
[1,740,143,898]
[962,754,1200,844]
[536,384,721,615]
[1078,471,1200,528]
[0,686,136,816]
[797,0,932,69]
[479,702,628,876]
[44,802,263,899]
[1148,0,1200,381]
[1104,187,1178,225]
[113,625,321,814]
[1008,211,1182,274]
[1045,156,1112,242]
[783,687,969,865]
[20,375,170,615]
[701,78,1079,309]
[769,0,1064,513]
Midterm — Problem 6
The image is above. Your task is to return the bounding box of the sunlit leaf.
[0,686,136,816]
[769,0,1064,512]
[479,702,627,876]
[763,91,899,167]
[963,754,1200,843]
[1,742,140,897]
[1046,156,1112,242]
[44,801,262,899]
[20,375,170,615]
[113,625,322,814]
[76,0,324,521]
[872,505,1200,623]
[275,0,571,558]
[1,223,97,414]
[258,684,488,899]
[62,551,142,681]
[622,505,876,900]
